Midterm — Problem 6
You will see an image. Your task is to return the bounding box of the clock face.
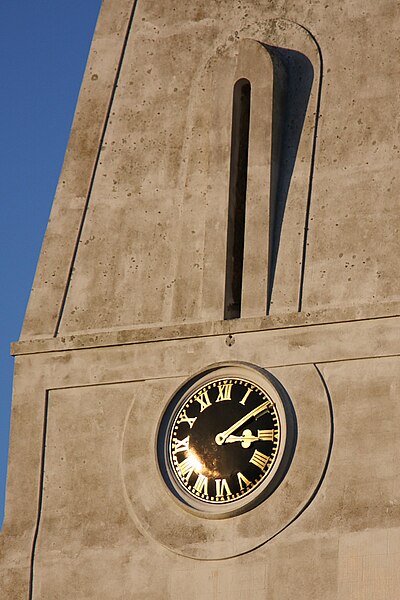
[158,364,294,518]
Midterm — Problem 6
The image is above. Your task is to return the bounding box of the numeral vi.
[215,478,232,498]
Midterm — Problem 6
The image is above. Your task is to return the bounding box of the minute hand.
[215,400,271,446]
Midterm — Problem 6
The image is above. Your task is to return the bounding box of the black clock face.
[158,365,293,517]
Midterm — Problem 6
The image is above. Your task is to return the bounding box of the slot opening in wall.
[224,78,251,320]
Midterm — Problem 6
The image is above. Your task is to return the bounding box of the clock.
[157,363,296,518]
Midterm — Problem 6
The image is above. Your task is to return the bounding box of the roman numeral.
[237,471,251,490]
[216,382,232,402]
[249,450,270,471]
[239,387,252,405]
[193,474,208,495]
[215,478,232,498]
[258,429,275,442]
[193,389,212,412]
[172,436,190,455]
[177,457,196,480]
[177,409,197,429]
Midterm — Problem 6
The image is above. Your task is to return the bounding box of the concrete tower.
[1,1,399,598]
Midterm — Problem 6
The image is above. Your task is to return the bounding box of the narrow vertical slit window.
[224,78,251,320]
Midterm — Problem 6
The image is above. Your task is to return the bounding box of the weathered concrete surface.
[1,322,400,597]
[21,0,400,338]
[1,335,399,597]
[2,0,400,598]
[21,0,134,339]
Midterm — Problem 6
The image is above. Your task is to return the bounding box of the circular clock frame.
[157,363,296,519]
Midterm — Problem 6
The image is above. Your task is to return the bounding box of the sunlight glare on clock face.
[186,449,204,474]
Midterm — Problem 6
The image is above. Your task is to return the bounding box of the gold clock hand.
[224,429,260,449]
[215,400,272,446]
[224,433,260,444]
[225,435,255,442]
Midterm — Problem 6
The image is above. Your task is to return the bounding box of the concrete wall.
[1,0,399,598]
[20,0,400,337]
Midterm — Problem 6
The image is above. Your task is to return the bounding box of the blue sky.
[0,1,101,526]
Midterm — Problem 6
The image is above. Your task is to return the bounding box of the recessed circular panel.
[122,362,332,560]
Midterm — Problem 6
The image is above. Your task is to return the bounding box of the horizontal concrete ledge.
[11,301,400,356]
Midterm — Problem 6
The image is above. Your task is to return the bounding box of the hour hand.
[224,429,259,448]
[224,429,274,448]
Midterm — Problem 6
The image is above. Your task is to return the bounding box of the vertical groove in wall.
[266,49,287,315]
[29,392,49,600]
[224,78,251,320]
[54,0,139,337]
[297,36,323,312]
